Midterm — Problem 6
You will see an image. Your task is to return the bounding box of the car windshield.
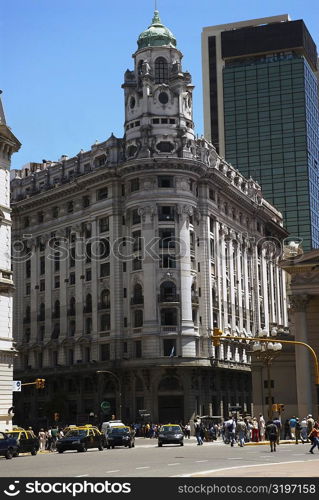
[65,430,86,437]
[161,426,181,432]
[110,428,129,435]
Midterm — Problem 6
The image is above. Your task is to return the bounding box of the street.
[1,438,318,477]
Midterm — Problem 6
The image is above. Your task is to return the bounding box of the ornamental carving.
[138,205,156,222]
[289,294,309,312]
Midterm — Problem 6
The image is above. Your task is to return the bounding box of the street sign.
[101,401,111,412]
[12,381,21,392]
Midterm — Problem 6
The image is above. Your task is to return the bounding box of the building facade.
[0,93,21,431]
[12,11,288,427]
[202,15,319,250]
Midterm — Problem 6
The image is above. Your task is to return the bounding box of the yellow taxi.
[5,427,40,456]
[56,424,105,453]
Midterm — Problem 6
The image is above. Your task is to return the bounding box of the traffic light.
[272,404,278,412]
[212,328,223,347]
[278,404,285,413]
[35,378,45,389]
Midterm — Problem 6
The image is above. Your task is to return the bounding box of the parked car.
[56,425,105,453]
[6,428,39,456]
[105,426,135,449]
[158,424,184,447]
[0,431,18,459]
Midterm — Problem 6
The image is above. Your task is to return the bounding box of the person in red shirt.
[308,423,319,454]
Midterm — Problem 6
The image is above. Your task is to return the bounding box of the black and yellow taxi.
[158,424,184,447]
[56,425,105,453]
[5,428,40,456]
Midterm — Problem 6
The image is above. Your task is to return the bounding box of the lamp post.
[252,333,282,420]
[96,370,122,421]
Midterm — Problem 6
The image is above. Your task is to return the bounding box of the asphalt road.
[1,438,319,478]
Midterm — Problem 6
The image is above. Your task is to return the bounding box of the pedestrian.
[284,419,291,440]
[194,419,203,445]
[300,417,308,443]
[38,428,46,451]
[225,417,236,447]
[295,418,301,444]
[307,414,315,441]
[236,417,246,447]
[258,414,266,441]
[251,417,259,442]
[308,424,319,454]
[184,422,191,439]
[289,416,297,439]
[266,420,278,452]
[273,416,282,445]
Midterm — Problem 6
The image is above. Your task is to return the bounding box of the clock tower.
[122,10,195,159]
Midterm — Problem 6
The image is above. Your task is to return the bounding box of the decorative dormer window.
[155,57,168,84]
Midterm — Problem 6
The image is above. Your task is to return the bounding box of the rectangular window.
[159,228,175,248]
[123,288,127,298]
[82,196,90,208]
[160,255,176,268]
[54,276,60,289]
[163,338,176,357]
[85,269,92,281]
[100,313,111,331]
[54,252,60,272]
[100,262,110,277]
[69,272,75,285]
[69,247,75,268]
[40,257,45,275]
[130,179,140,192]
[97,187,108,200]
[132,209,141,225]
[132,258,142,271]
[124,317,128,328]
[26,283,31,295]
[99,217,109,233]
[100,344,110,361]
[40,280,45,292]
[135,340,142,358]
[158,176,174,188]
[158,206,175,221]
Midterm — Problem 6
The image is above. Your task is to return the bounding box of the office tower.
[202,15,319,250]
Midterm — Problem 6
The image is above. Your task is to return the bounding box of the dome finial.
[152,9,162,26]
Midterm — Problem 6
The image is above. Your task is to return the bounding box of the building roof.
[137,10,176,50]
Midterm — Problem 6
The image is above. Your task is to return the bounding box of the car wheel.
[58,449,64,454]
[180,442,184,446]
[81,445,87,452]
[112,445,115,449]
[31,448,38,456]
[5,448,14,460]
[158,442,162,447]
[13,448,20,457]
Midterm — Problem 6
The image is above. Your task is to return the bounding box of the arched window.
[155,57,168,84]
[134,309,143,328]
[160,281,177,301]
[101,289,110,309]
[39,303,45,321]
[85,294,92,313]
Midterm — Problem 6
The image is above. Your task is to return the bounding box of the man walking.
[236,417,247,447]
[273,416,282,445]
[194,419,203,445]
[289,416,297,439]
[266,420,278,452]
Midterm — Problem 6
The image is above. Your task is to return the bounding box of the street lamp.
[96,370,122,420]
[252,335,282,420]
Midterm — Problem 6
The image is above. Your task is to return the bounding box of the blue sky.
[2,0,318,170]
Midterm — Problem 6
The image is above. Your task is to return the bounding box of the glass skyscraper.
[202,16,319,250]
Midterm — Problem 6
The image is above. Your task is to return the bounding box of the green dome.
[137,10,177,49]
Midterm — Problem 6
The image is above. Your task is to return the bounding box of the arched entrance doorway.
[158,376,184,423]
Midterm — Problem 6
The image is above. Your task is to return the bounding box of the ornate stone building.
[11,11,288,426]
[280,250,319,417]
[0,93,21,431]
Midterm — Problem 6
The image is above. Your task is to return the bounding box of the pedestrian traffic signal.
[212,328,223,347]
[35,378,45,389]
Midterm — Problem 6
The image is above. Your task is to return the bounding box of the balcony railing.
[67,309,76,316]
[83,306,92,314]
[161,326,178,333]
[98,302,111,310]
[158,294,180,303]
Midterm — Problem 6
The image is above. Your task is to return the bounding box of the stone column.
[178,204,194,337]
[219,224,228,330]
[289,294,313,417]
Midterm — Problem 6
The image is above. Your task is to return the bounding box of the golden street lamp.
[96,370,122,420]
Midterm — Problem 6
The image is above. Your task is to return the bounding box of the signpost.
[12,381,21,392]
